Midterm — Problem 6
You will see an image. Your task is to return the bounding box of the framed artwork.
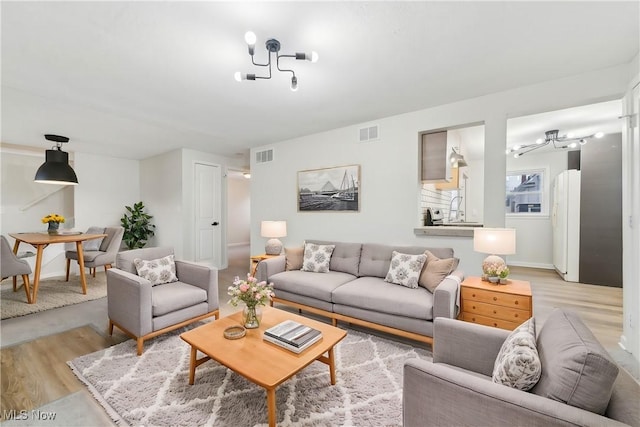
[297,164,360,212]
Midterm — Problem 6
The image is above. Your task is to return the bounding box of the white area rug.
[68,326,432,426]
[1,273,107,319]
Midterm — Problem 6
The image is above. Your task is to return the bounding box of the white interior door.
[194,162,221,266]
[552,171,567,274]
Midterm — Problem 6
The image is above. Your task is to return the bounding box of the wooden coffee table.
[180,306,347,427]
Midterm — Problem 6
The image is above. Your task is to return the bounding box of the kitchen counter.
[414,224,483,237]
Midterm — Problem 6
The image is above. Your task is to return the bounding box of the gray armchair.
[65,226,124,280]
[403,311,639,427]
[106,247,219,355]
[1,235,32,303]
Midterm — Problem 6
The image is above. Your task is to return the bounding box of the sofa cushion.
[359,244,454,278]
[419,250,460,292]
[285,246,304,271]
[492,318,541,391]
[531,309,619,415]
[384,251,427,288]
[134,254,179,286]
[301,243,335,273]
[332,276,434,320]
[306,240,362,276]
[151,281,207,316]
[270,270,356,301]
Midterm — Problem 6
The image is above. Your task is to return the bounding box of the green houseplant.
[121,201,156,249]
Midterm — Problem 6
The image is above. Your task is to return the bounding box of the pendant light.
[34,134,78,185]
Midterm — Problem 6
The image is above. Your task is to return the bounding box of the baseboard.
[508,261,555,270]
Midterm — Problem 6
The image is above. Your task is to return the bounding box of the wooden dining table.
[9,232,107,304]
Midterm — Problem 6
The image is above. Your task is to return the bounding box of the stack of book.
[263,320,322,353]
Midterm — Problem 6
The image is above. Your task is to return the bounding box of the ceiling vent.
[359,125,379,142]
[255,148,274,164]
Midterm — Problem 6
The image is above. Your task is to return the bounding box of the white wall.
[74,152,140,230]
[140,149,183,255]
[250,64,630,278]
[227,174,250,245]
[505,150,568,269]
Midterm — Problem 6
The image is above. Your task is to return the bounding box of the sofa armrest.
[255,255,286,282]
[432,269,463,319]
[106,268,153,336]
[403,358,628,427]
[433,317,510,376]
[175,260,219,312]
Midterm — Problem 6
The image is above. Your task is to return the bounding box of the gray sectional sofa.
[256,240,463,344]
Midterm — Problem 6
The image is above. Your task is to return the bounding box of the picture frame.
[297,164,360,212]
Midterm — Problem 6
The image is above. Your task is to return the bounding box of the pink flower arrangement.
[228,273,275,308]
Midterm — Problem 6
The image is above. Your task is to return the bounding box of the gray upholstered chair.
[403,310,639,427]
[65,226,124,280]
[106,247,219,355]
[1,235,32,303]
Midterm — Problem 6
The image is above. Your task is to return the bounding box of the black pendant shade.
[34,134,79,185]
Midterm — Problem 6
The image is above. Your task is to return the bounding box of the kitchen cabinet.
[420,131,452,182]
[435,166,459,190]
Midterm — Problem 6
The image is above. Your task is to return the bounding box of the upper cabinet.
[420,130,452,182]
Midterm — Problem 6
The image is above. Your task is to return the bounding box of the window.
[505,169,546,215]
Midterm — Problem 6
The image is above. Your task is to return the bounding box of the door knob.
[211,222,219,226]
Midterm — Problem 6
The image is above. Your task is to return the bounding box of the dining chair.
[65,226,124,280]
[1,235,32,303]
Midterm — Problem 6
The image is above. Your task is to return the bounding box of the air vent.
[359,125,379,142]
[255,149,274,164]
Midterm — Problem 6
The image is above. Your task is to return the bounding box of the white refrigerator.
[552,170,581,282]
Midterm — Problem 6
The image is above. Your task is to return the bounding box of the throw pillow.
[83,226,106,251]
[419,250,459,292]
[301,243,335,273]
[285,246,304,271]
[384,251,428,288]
[492,318,542,391]
[134,254,179,286]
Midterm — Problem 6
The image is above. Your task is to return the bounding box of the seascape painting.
[297,165,360,212]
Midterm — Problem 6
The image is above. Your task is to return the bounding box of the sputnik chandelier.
[507,129,604,158]
[234,31,318,91]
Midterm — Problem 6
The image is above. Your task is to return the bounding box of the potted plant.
[121,201,156,249]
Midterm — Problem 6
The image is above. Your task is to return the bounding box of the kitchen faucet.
[448,196,464,222]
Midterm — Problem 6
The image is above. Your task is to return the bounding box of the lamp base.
[265,238,283,255]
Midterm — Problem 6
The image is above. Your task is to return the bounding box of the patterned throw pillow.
[301,243,335,273]
[492,318,542,391]
[384,251,428,288]
[133,254,179,286]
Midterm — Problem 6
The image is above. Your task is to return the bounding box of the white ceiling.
[1,1,638,162]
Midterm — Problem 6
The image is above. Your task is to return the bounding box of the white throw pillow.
[134,254,179,286]
[384,251,427,288]
[301,243,335,273]
[492,318,542,391]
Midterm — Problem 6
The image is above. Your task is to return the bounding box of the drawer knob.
[493,310,497,314]
[472,293,476,298]
[472,305,476,310]
[493,297,498,301]
[515,300,519,305]
[514,313,519,318]
[493,323,498,327]
[472,317,476,322]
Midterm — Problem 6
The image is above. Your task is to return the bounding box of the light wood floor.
[0,254,628,422]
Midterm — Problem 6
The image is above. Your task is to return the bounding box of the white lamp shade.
[261,221,287,238]
[473,228,516,255]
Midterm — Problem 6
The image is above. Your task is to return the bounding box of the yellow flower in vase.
[41,213,65,234]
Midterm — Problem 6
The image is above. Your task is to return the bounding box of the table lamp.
[473,228,516,282]
[261,221,287,255]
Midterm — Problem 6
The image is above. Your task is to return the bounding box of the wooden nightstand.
[250,254,279,276]
[459,276,532,330]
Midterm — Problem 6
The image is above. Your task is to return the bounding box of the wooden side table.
[250,254,280,276]
[459,276,532,330]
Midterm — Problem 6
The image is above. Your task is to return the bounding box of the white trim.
[508,261,554,270]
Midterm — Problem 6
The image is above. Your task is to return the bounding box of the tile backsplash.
[419,183,462,225]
